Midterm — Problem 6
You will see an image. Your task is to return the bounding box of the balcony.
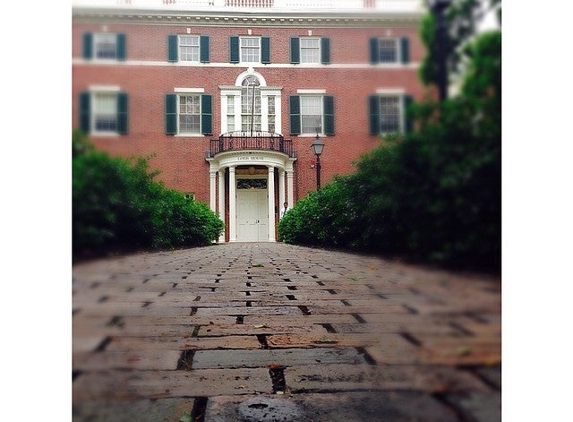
[206,131,295,158]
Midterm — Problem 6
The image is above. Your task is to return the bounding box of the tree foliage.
[72,130,224,261]
[420,0,501,86]
[280,28,501,273]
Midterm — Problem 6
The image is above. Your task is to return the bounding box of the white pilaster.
[286,169,294,209]
[267,166,276,242]
[209,170,217,212]
[278,168,285,208]
[218,169,226,243]
[229,166,237,242]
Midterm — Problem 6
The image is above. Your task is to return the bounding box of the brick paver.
[73,243,501,421]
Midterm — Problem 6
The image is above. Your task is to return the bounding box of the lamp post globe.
[311,136,325,190]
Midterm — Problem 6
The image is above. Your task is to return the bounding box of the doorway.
[236,185,269,242]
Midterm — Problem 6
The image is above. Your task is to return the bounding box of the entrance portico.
[207,149,296,242]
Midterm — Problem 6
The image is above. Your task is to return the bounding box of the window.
[301,96,322,134]
[227,95,236,132]
[290,37,330,64]
[289,94,335,135]
[179,95,201,133]
[168,35,210,63]
[220,71,281,134]
[267,96,276,133]
[180,36,199,61]
[94,34,116,59]
[369,37,410,64]
[93,93,118,132]
[79,90,129,135]
[241,38,260,62]
[82,33,126,61]
[229,36,270,64]
[241,76,261,132]
[301,38,320,63]
[368,94,412,135]
[165,93,213,135]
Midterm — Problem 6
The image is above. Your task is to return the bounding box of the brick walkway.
[72,243,501,422]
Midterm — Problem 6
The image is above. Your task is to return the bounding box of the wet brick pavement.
[72,242,501,421]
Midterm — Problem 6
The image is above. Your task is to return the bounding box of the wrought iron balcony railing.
[206,131,295,158]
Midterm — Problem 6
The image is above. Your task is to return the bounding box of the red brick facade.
[72,3,429,241]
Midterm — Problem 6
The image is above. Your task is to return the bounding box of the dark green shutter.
[400,37,410,64]
[290,37,300,64]
[116,33,126,61]
[165,94,177,135]
[368,95,380,135]
[369,37,379,64]
[289,95,301,135]
[201,94,213,135]
[321,37,331,64]
[117,92,128,134]
[168,35,178,62]
[200,35,210,63]
[229,36,240,63]
[79,92,91,133]
[83,33,93,59]
[261,36,270,64]
[403,94,413,133]
[323,95,334,135]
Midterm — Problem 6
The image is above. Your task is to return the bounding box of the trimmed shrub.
[72,130,224,260]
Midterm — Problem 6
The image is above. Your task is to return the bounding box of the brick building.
[72,0,429,242]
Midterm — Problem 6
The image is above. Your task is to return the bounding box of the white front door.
[236,189,268,242]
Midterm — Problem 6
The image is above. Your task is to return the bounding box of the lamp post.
[426,0,451,102]
[311,130,324,191]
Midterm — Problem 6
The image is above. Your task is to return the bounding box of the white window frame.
[375,90,406,134]
[300,37,321,64]
[300,96,323,135]
[179,35,200,62]
[377,37,400,64]
[174,88,205,136]
[89,85,121,136]
[93,33,117,61]
[240,37,261,64]
[241,76,262,132]
[297,89,326,136]
[220,90,282,135]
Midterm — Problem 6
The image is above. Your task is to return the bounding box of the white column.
[209,170,217,212]
[278,168,285,209]
[218,169,226,243]
[267,166,276,242]
[286,169,294,208]
[229,166,237,242]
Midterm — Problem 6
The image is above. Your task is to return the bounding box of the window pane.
[379,38,397,63]
[241,37,260,62]
[379,96,400,132]
[94,93,117,132]
[301,96,322,133]
[94,34,116,59]
[179,95,201,133]
[180,36,199,61]
[300,38,320,63]
[241,115,261,132]
[227,96,235,114]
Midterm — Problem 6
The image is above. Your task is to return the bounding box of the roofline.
[72,7,424,27]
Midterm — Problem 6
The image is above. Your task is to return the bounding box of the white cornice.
[72,8,423,27]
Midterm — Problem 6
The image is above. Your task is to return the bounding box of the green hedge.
[279,31,500,273]
[72,130,224,260]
